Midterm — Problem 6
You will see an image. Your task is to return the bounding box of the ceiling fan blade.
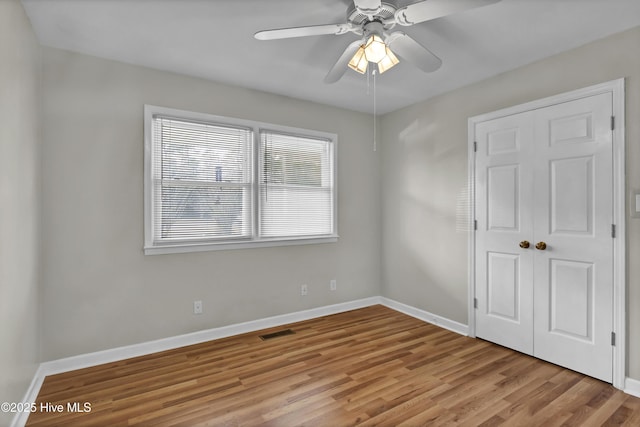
[254,23,352,40]
[324,40,363,84]
[353,0,382,15]
[387,33,442,73]
[395,0,501,26]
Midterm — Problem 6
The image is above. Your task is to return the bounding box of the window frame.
[144,105,338,255]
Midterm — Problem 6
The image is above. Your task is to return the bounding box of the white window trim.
[144,105,338,255]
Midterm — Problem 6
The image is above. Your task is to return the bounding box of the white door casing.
[469,80,625,386]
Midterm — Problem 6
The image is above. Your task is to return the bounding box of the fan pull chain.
[373,68,377,152]
[366,66,371,95]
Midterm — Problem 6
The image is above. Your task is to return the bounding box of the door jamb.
[467,79,626,389]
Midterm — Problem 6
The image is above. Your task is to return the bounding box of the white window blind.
[260,131,334,238]
[151,116,253,243]
[144,105,337,254]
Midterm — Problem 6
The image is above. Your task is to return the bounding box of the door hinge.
[612,224,616,238]
[473,141,477,152]
[474,220,478,231]
[611,332,616,346]
[611,116,615,131]
[474,298,478,309]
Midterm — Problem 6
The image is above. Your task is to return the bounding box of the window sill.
[144,235,339,255]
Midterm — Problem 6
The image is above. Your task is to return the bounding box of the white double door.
[474,93,614,382]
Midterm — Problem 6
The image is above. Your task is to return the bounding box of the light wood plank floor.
[27,305,640,426]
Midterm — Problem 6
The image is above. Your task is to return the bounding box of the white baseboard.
[625,377,640,398]
[9,365,47,427]
[31,297,465,382]
[39,296,382,377]
[379,297,469,336]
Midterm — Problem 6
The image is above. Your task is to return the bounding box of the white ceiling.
[21,0,640,114]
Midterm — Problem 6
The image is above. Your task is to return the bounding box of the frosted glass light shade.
[348,46,368,74]
[377,46,399,73]
[363,35,387,63]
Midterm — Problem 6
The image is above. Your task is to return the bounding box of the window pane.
[158,118,251,184]
[152,115,253,242]
[159,184,251,240]
[261,186,333,237]
[260,131,334,238]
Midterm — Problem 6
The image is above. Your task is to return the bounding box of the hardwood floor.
[26,305,640,426]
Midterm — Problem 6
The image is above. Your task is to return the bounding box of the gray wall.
[0,0,41,423]
[7,0,640,407]
[380,26,640,380]
[40,47,382,360]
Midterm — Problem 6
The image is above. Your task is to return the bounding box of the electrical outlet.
[330,279,337,291]
[301,284,308,296]
[193,300,203,314]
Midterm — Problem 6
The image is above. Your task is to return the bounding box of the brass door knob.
[535,242,547,250]
[519,241,530,249]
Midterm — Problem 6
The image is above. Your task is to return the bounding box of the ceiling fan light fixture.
[348,33,399,75]
[377,46,399,74]
[348,45,368,74]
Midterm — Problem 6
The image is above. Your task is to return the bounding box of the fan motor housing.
[347,2,397,28]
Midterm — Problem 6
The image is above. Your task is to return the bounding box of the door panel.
[549,112,594,145]
[487,252,520,321]
[488,165,520,231]
[487,128,520,155]
[550,156,594,235]
[549,259,593,341]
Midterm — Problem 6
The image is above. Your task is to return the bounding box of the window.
[260,131,335,238]
[144,105,337,254]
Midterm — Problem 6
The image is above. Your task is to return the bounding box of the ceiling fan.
[255,0,500,83]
